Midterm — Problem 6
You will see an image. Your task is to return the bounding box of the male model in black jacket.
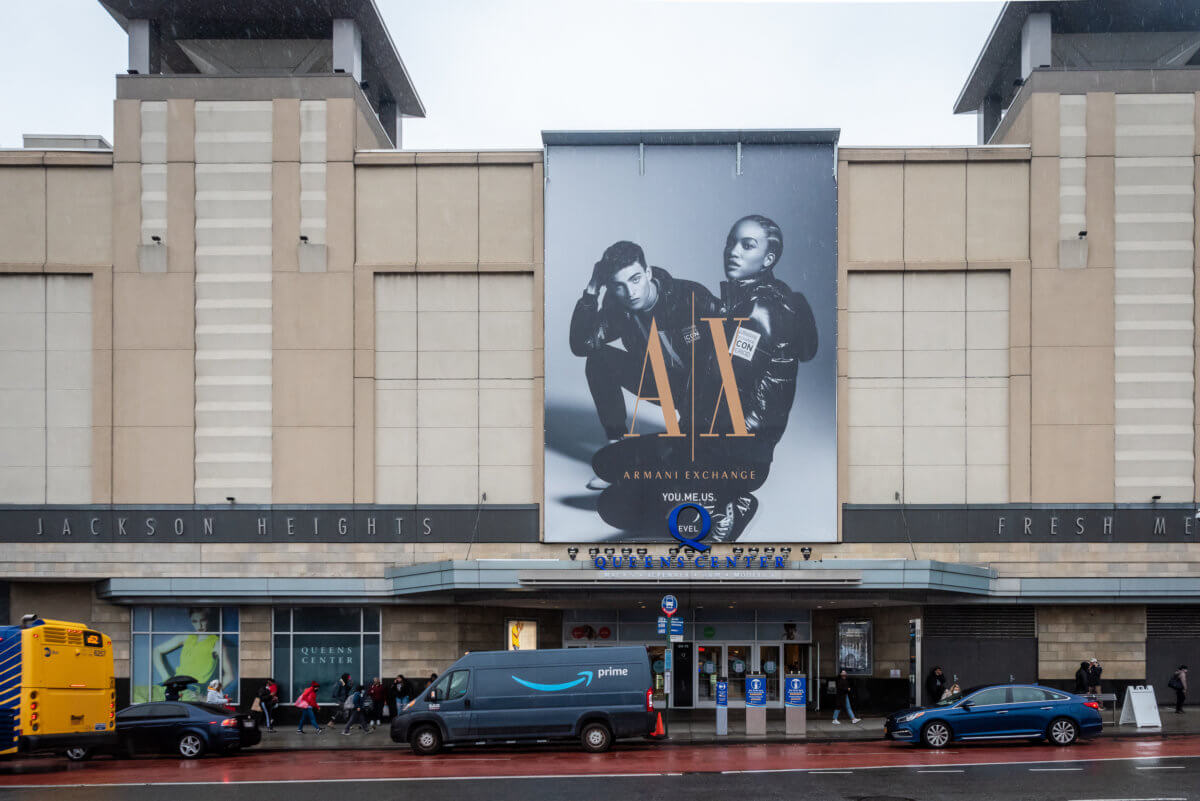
[569,240,718,490]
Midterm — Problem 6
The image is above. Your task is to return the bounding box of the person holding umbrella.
[161,674,198,702]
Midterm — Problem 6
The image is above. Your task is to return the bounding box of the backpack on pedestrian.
[1168,673,1184,691]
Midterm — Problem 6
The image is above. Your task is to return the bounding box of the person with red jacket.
[295,681,324,734]
[367,677,387,729]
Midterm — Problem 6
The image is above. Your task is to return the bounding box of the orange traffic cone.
[649,711,667,739]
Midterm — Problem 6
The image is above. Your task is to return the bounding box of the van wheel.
[410,724,443,755]
[581,722,612,753]
[64,746,91,762]
[1048,717,1078,746]
[177,733,206,759]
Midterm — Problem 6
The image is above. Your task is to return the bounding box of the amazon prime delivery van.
[390,646,656,753]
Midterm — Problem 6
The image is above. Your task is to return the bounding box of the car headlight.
[897,711,926,724]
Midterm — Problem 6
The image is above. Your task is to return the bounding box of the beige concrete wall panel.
[354,376,374,504]
[113,348,195,427]
[846,163,903,263]
[93,421,112,504]
[166,99,195,163]
[0,167,46,267]
[113,99,140,163]
[1116,94,1196,157]
[273,426,353,503]
[1085,157,1115,268]
[46,167,112,267]
[112,273,195,351]
[7,582,96,627]
[1038,606,1144,679]
[479,166,534,265]
[1030,423,1114,502]
[274,349,353,427]
[325,98,355,163]
[903,162,966,263]
[272,98,301,164]
[326,161,354,272]
[1030,268,1114,347]
[356,167,417,266]
[166,163,195,273]
[1029,157,1059,270]
[113,425,194,503]
[1031,346,1114,426]
[274,272,353,350]
[1030,92,1061,157]
[417,166,479,267]
[416,465,478,504]
[1086,93,1116,157]
[272,162,300,271]
[967,162,1029,262]
[997,100,1031,146]
[112,163,140,273]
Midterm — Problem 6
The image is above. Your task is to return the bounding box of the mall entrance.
[563,608,813,709]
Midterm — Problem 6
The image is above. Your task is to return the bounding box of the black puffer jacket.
[700,271,817,458]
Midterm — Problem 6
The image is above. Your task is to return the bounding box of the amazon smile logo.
[512,671,594,692]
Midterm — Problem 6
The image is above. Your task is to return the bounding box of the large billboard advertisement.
[544,132,837,543]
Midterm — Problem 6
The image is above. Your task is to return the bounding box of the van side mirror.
[427,690,438,703]
[960,701,973,711]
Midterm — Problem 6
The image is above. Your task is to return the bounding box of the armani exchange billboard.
[543,131,838,544]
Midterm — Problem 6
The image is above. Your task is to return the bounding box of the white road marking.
[1068,798,1187,801]
[807,771,853,775]
[1031,767,1084,772]
[1135,766,1185,770]
[917,769,964,773]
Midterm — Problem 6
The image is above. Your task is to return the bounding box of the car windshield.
[933,684,987,707]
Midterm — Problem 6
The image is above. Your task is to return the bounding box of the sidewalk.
[252,707,1200,751]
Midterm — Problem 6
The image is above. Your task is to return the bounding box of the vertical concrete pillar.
[332,19,362,81]
[1021,13,1052,79]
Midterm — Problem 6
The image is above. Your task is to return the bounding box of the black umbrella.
[162,675,199,687]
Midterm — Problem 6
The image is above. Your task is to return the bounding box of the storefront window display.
[837,620,873,675]
[273,607,381,704]
[131,606,239,703]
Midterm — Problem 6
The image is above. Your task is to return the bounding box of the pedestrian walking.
[1074,661,1090,695]
[255,679,277,732]
[368,677,386,728]
[342,684,370,734]
[388,674,411,719]
[831,669,860,724]
[1087,658,1103,695]
[925,666,946,706]
[295,681,324,734]
[331,672,353,725]
[1169,664,1189,713]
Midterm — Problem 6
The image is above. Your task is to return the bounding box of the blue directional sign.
[716,680,728,707]
[657,616,667,635]
[745,675,767,707]
[661,594,678,616]
[785,676,807,707]
[669,617,684,636]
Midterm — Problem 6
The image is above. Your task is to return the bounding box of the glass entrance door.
[726,644,750,704]
[759,644,781,703]
[696,644,720,704]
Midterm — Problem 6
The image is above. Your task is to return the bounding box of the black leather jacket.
[704,270,817,457]
[569,266,719,391]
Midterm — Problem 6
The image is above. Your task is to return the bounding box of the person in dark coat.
[925,666,947,704]
[1171,665,1189,713]
[832,669,860,724]
[1087,658,1103,694]
[331,672,353,724]
[388,674,412,719]
[1074,661,1091,694]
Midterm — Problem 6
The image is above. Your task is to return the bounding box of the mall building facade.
[0,0,1198,712]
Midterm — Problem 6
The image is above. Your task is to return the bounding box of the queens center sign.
[542,131,838,545]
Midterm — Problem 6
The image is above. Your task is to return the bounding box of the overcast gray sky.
[0,0,1003,150]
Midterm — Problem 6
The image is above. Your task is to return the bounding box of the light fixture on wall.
[620,547,632,556]
[636,548,648,556]
[588,547,600,557]
[225,496,236,505]
[800,546,813,561]
[567,547,578,561]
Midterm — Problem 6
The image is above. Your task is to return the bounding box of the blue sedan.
[885,684,1103,748]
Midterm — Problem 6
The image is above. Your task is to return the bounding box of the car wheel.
[1048,717,1078,746]
[177,733,206,759]
[921,721,952,749]
[581,722,613,753]
[410,724,443,756]
[64,746,91,762]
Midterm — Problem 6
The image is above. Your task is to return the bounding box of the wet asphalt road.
[0,751,1197,801]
